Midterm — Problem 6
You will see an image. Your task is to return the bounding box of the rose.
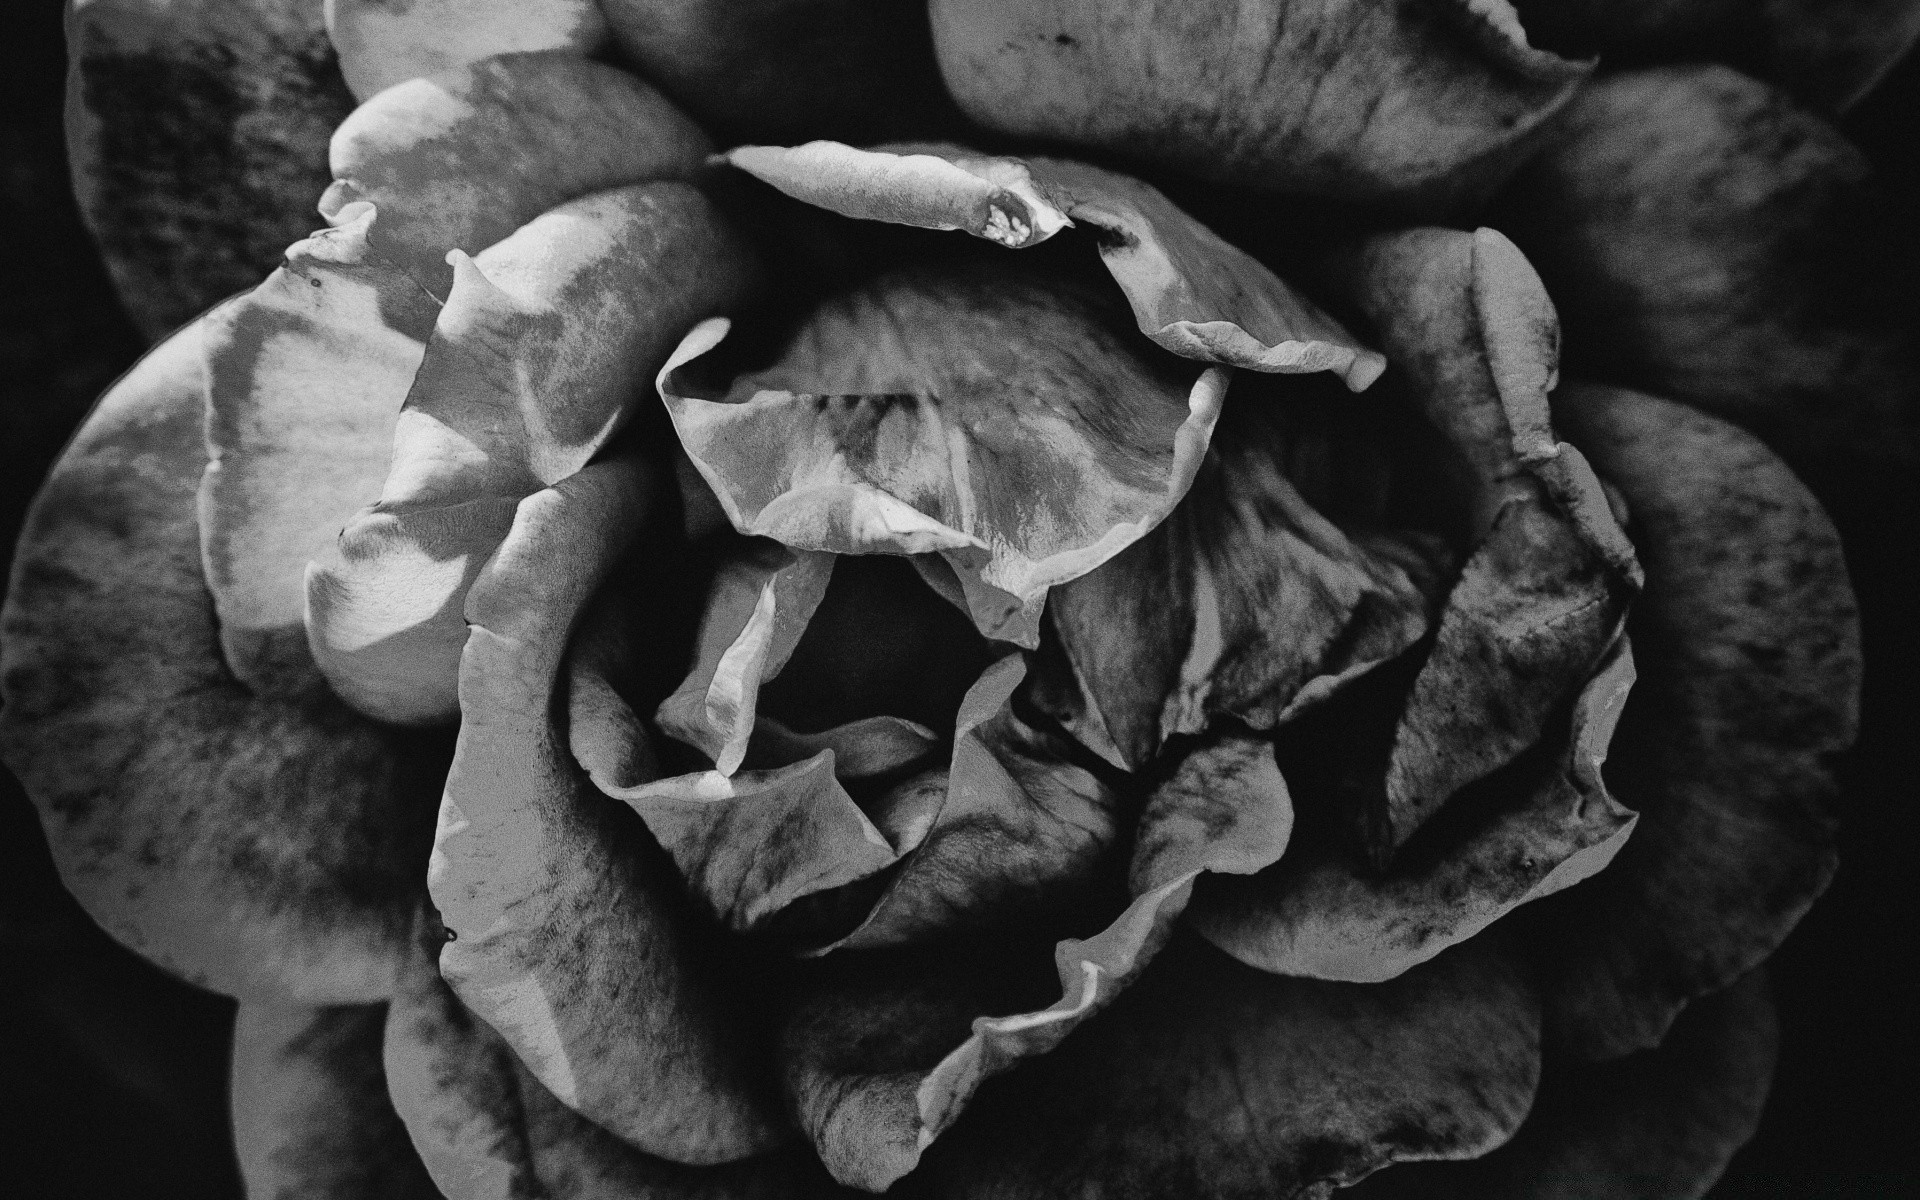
[3,0,1904,1190]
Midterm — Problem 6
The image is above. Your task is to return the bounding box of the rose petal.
[901,934,1540,1198]
[1188,636,1639,983]
[1493,66,1920,466]
[432,457,786,1162]
[306,182,758,724]
[199,207,432,694]
[325,50,711,297]
[1345,970,1776,1199]
[0,324,444,1002]
[659,263,1228,638]
[385,925,832,1199]
[1048,396,1447,769]
[927,0,1590,209]
[725,142,1384,386]
[1530,384,1860,1058]
[1511,0,1920,111]
[325,0,610,101]
[655,542,836,775]
[230,1003,439,1199]
[65,0,351,336]
[1336,227,1640,855]
[599,0,955,142]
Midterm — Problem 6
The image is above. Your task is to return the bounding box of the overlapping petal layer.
[1528,384,1860,1058]
[0,326,445,1002]
[1495,66,1920,465]
[325,0,610,101]
[660,264,1228,642]
[65,0,351,335]
[927,0,1591,209]
[724,142,1385,385]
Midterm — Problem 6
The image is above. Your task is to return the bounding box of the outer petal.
[1345,970,1777,1199]
[306,182,759,724]
[0,326,444,1002]
[1530,384,1860,1057]
[724,142,1384,386]
[1493,66,1920,466]
[325,50,711,297]
[659,265,1227,636]
[598,0,955,142]
[324,0,610,101]
[1337,227,1640,855]
[927,0,1590,209]
[231,1004,439,1199]
[432,457,787,1163]
[1188,637,1639,983]
[901,935,1541,1199]
[199,208,432,694]
[384,928,835,1199]
[65,0,351,336]
[1512,0,1920,111]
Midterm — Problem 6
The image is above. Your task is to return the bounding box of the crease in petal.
[199,206,434,696]
[658,264,1229,639]
[1189,636,1640,983]
[325,50,712,298]
[306,182,758,725]
[431,456,786,1163]
[324,0,611,101]
[725,141,1384,387]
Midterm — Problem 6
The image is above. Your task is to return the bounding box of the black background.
[1,2,1913,1195]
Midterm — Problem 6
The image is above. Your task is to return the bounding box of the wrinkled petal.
[432,457,786,1162]
[325,0,610,101]
[385,925,834,1199]
[725,142,1383,385]
[1188,636,1638,983]
[599,0,955,142]
[0,325,444,1002]
[306,182,758,724]
[1336,227,1640,855]
[1048,397,1447,769]
[325,49,711,296]
[1511,0,1920,111]
[1494,66,1920,466]
[797,733,1292,1191]
[900,934,1540,1199]
[200,208,432,694]
[660,264,1228,640]
[231,1003,439,1199]
[928,0,1590,210]
[1346,970,1776,1199]
[1529,384,1860,1058]
[65,0,351,336]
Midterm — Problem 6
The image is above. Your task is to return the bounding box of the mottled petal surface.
[325,0,609,100]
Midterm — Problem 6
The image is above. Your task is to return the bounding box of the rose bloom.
[5,1,1914,1198]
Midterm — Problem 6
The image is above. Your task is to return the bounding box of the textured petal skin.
[384,929,838,1199]
[324,0,610,101]
[65,0,352,337]
[928,0,1590,210]
[306,182,760,724]
[325,50,712,297]
[200,209,433,694]
[433,458,787,1164]
[660,267,1227,637]
[231,1004,440,1199]
[1347,971,1777,1199]
[1529,385,1860,1058]
[0,326,445,1002]
[724,143,1384,385]
[900,936,1540,1199]
[1512,0,1920,111]
[599,0,955,143]
[1495,66,1920,466]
